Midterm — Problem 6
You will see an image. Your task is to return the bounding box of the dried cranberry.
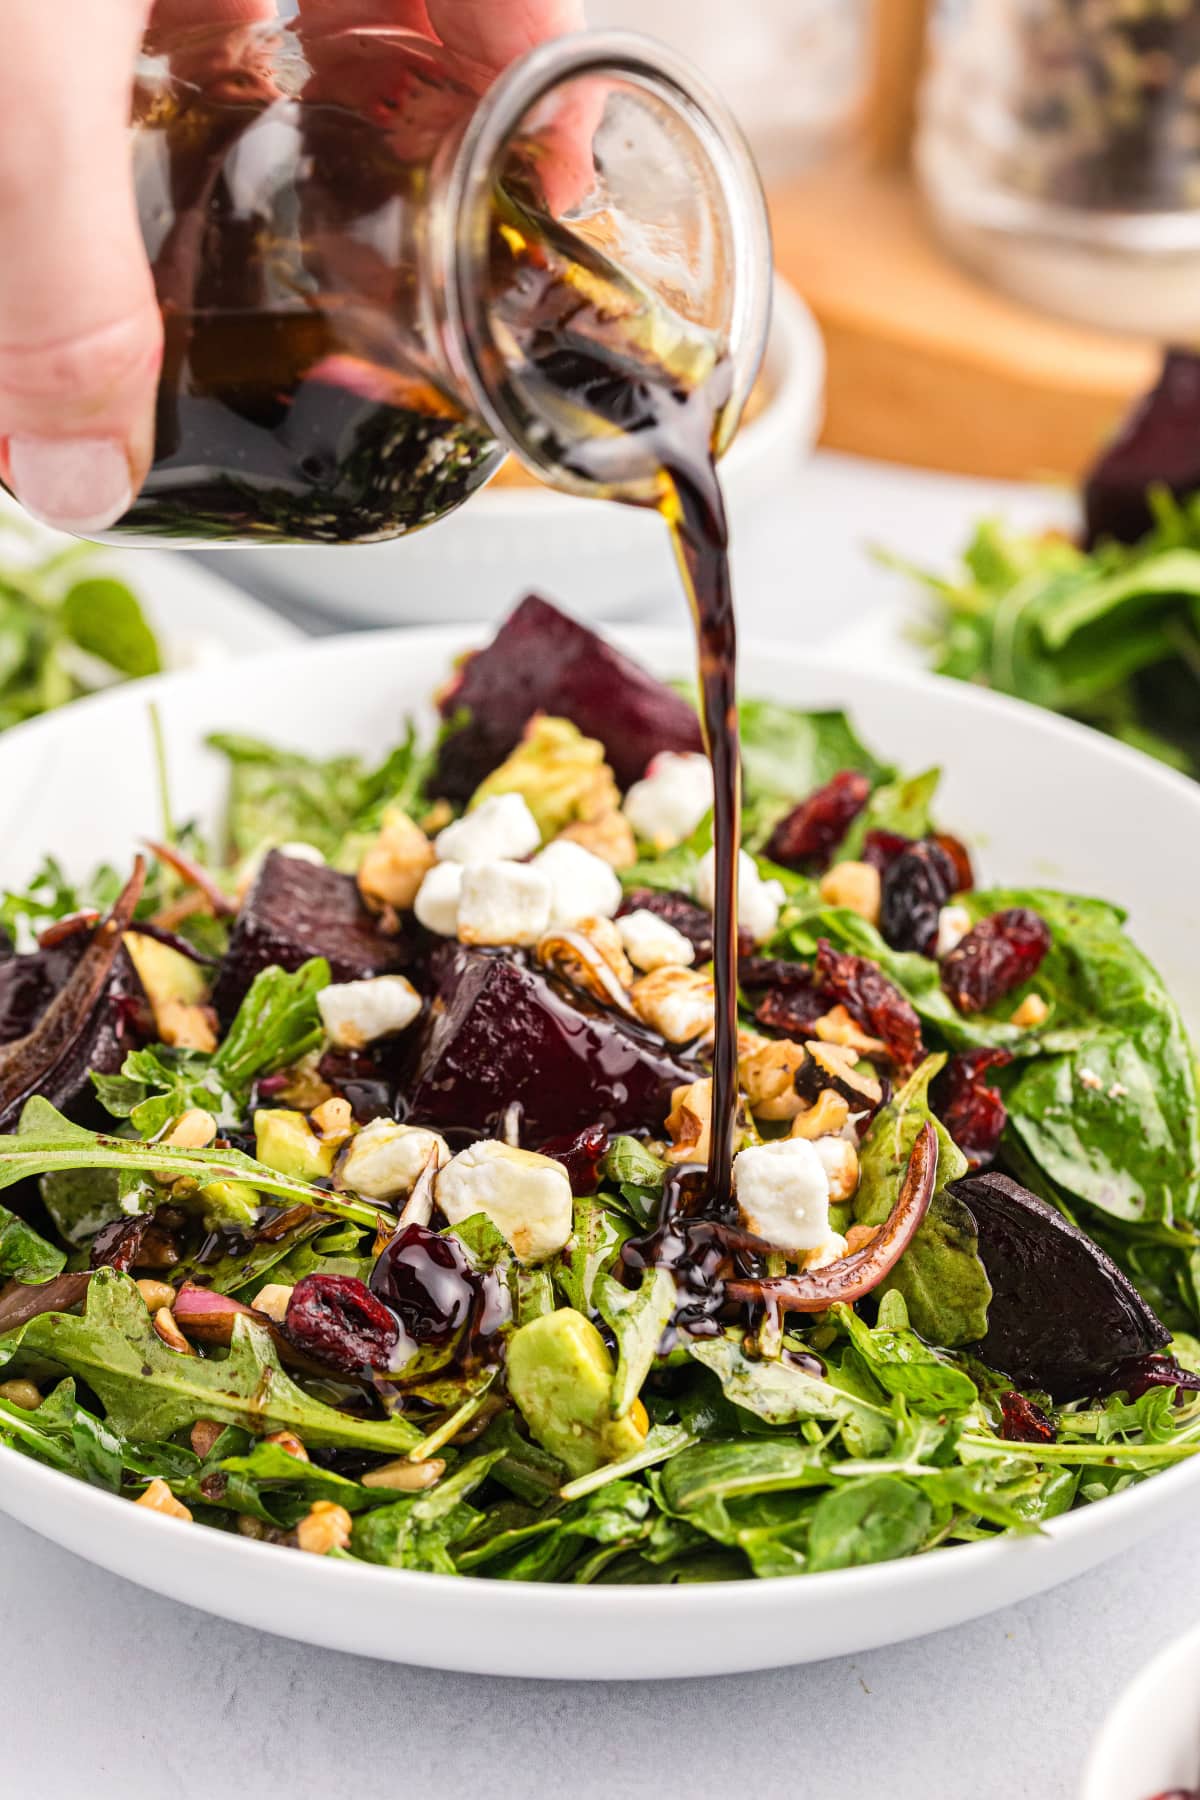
[933,1049,1013,1170]
[370,1223,479,1346]
[815,939,924,1073]
[283,1273,399,1372]
[999,1391,1056,1444]
[861,829,910,874]
[764,770,871,871]
[931,832,974,893]
[879,839,957,956]
[537,1123,610,1194]
[1108,1353,1200,1402]
[753,963,826,1039]
[738,956,813,992]
[618,889,754,962]
[941,908,1052,1015]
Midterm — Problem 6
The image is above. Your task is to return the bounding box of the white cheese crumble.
[934,904,973,960]
[436,1140,573,1263]
[622,752,713,851]
[617,908,696,972]
[434,793,541,866]
[337,1119,450,1202]
[733,1137,832,1252]
[316,975,422,1049]
[413,861,464,936]
[532,839,623,928]
[457,861,552,947]
[697,847,785,945]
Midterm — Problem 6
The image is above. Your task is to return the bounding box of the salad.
[0,593,1197,1586]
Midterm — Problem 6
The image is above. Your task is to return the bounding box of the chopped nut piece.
[190,1419,224,1458]
[136,1479,193,1522]
[135,1279,178,1313]
[665,1078,713,1164]
[253,1283,294,1324]
[813,1005,887,1059]
[162,1108,218,1150]
[157,999,218,1053]
[556,809,637,870]
[789,1091,851,1140]
[630,965,714,1044]
[311,1096,354,1141]
[818,860,882,925]
[264,1429,309,1462]
[0,1379,41,1410]
[738,1032,807,1122]
[152,1307,194,1354]
[237,1513,269,1540]
[296,1500,353,1555]
[361,1456,447,1491]
[1011,992,1050,1029]
[357,808,436,913]
[845,1223,880,1254]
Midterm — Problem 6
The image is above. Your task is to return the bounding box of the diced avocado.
[124,932,209,1011]
[253,1108,336,1182]
[469,716,619,840]
[197,1180,261,1230]
[505,1308,648,1479]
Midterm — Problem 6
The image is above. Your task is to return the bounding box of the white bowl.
[199,279,824,626]
[0,626,1197,1680]
[1083,1619,1200,1799]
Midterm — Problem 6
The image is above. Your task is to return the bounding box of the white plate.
[202,279,824,627]
[1083,1618,1200,1798]
[0,625,1196,1680]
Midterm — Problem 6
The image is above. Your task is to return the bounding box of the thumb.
[0,1,161,535]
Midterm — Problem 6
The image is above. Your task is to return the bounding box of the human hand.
[0,0,584,537]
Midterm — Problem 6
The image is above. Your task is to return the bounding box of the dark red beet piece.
[932,1048,1013,1170]
[536,1124,610,1194]
[954,1171,1170,1400]
[861,829,910,874]
[1084,348,1200,548]
[432,594,703,801]
[815,939,924,1073]
[764,770,871,871]
[999,1391,1056,1444]
[941,908,1052,1016]
[879,839,956,957]
[212,851,413,1021]
[283,1273,399,1373]
[402,946,695,1140]
[370,1222,479,1346]
[1109,1353,1200,1402]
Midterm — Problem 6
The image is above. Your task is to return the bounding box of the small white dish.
[204,278,824,627]
[1083,1619,1200,1799]
[0,624,1196,1678]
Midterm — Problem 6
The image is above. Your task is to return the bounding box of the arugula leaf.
[351,1450,506,1571]
[555,1197,632,1315]
[839,766,941,860]
[688,1333,892,1438]
[3,1268,422,1452]
[833,1302,978,1413]
[0,1200,65,1283]
[852,1055,989,1347]
[595,1267,675,1418]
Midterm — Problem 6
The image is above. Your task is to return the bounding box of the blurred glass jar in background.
[918,0,1200,336]
[586,0,872,178]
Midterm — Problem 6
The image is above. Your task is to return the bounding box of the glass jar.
[108,17,770,546]
[917,0,1200,336]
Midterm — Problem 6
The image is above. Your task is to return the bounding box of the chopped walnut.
[556,809,638,870]
[296,1500,353,1555]
[136,1478,193,1522]
[157,999,218,1053]
[630,965,714,1044]
[801,1232,849,1270]
[789,1090,851,1140]
[813,1005,887,1058]
[814,1135,860,1202]
[268,1052,335,1112]
[845,1223,880,1254]
[818,860,882,925]
[264,1429,309,1462]
[253,1283,294,1324]
[357,808,436,913]
[1011,991,1049,1029]
[311,1097,354,1142]
[665,1078,713,1164]
[161,1108,217,1150]
[738,1031,807,1122]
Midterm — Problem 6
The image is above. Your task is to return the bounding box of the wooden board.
[769,164,1160,481]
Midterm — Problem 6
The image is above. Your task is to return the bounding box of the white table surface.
[2,451,1177,1800]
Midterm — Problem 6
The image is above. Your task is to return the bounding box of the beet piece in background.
[954,1170,1170,1400]
[402,945,696,1141]
[0,932,146,1132]
[212,851,413,1021]
[1084,349,1200,549]
[432,594,703,801]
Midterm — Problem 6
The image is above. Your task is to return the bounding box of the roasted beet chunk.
[402,945,695,1139]
[431,594,703,800]
[764,770,871,871]
[619,889,753,963]
[932,1048,1013,1170]
[283,1273,399,1373]
[1108,1353,1200,1402]
[879,839,956,956]
[941,908,1051,1015]
[212,851,411,1020]
[1084,348,1200,549]
[954,1171,1170,1400]
[816,939,924,1073]
[999,1391,1056,1444]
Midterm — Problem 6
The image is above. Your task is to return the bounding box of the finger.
[0,1,160,533]
[425,0,586,91]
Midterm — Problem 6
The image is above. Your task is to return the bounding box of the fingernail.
[7,436,132,534]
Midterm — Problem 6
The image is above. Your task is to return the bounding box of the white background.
[0,453,1175,1800]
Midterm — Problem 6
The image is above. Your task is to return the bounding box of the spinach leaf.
[840,766,941,860]
[834,1302,978,1413]
[0,1200,65,1283]
[806,1476,933,1572]
[61,577,161,679]
[351,1450,507,1571]
[852,1056,989,1347]
[595,1267,675,1418]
